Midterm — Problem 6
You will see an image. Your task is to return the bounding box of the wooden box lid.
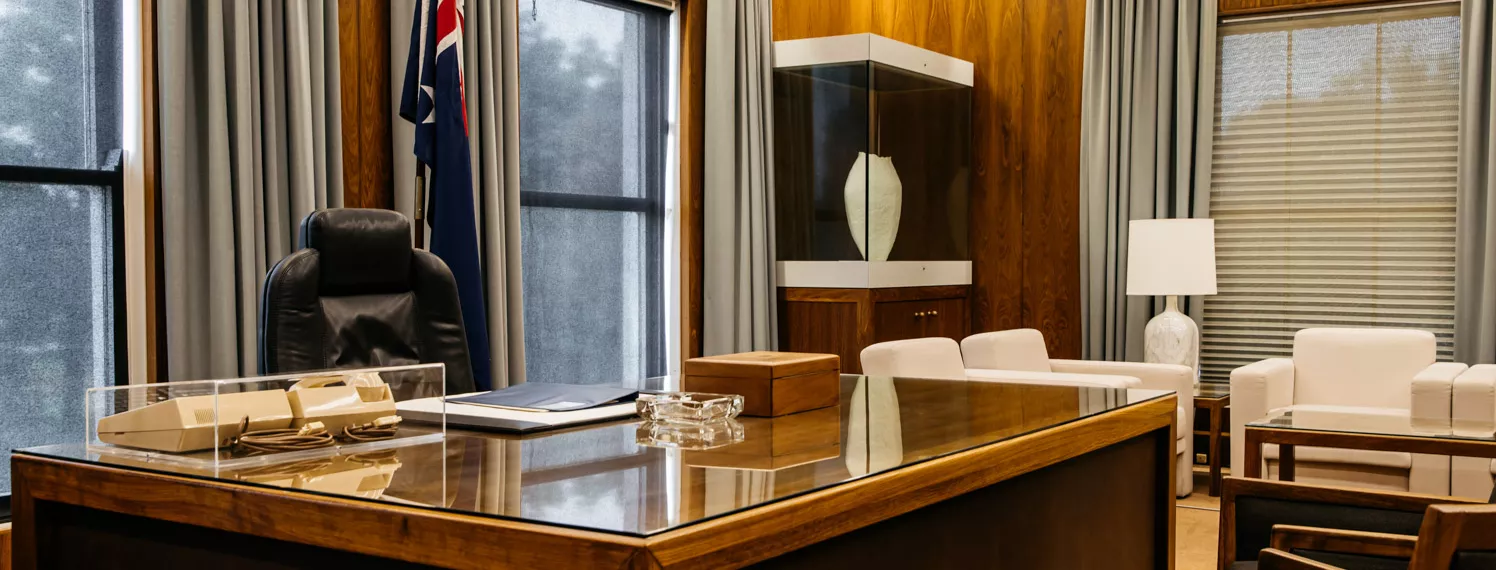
[684,351,840,379]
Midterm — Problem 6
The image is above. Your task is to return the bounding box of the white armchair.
[960,329,1194,497]
[859,336,1141,389]
[1453,365,1496,499]
[1229,328,1463,495]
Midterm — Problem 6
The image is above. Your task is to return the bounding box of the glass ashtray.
[636,392,744,424]
[635,419,745,450]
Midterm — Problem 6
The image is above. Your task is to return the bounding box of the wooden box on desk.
[683,351,839,417]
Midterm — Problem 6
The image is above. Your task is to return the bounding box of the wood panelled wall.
[337,0,393,209]
[771,0,1086,357]
[681,0,707,359]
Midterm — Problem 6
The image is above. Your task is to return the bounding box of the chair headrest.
[300,209,413,295]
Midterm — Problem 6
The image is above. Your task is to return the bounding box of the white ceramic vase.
[1143,295,1202,385]
[843,152,903,261]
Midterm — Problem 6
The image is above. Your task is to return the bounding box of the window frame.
[517,0,673,380]
[0,153,127,521]
[1201,2,1463,380]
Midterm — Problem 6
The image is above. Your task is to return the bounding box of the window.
[518,0,670,385]
[1201,3,1461,381]
[0,0,123,512]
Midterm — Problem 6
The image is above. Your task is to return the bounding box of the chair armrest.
[1411,362,1464,422]
[964,368,1139,389]
[1049,360,1192,394]
[1258,549,1343,570]
[1454,365,1496,430]
[1231,358,1295,479]
[1051,360,1192,444]
[1269,525,1417,560]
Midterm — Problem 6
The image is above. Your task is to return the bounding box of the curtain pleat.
[1457,0,1496,364]
[703,0,776,356]
[159,0,344,380]
[1080,0,1217,363]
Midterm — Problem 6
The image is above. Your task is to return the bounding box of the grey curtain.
[1457,0,1496,365]
[1079,0,1217,362]
[390,0,526,386]
[158,0,344,380]
[703,0,776,356]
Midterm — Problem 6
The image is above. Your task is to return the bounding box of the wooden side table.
[1194,383,1230,496]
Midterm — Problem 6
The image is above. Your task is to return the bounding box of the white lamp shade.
[1127,219,1218,296]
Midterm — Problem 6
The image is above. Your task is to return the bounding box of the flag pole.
[414,161,427,248]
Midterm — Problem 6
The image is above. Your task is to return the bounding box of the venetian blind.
[1201,3,1462,381]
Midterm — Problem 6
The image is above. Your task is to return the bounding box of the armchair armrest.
[1453,365,1496,499]
[1454,365,1496,430]
[1258,549,1342,570]
[964,368,1139,389]
[1051,360,1192,446]
[1231,358,1295,480]
[1410,362,1465,495]
[1049,360,1192,395]
[1269,525,1417,560]
[1411,362,1464,422]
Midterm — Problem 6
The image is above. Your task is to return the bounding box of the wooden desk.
[13,378,1177,569]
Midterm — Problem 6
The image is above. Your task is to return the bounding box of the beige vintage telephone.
[96,390,293,453]
[97,373,400,454]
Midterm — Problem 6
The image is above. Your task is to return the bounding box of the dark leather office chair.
[259,208,477,395]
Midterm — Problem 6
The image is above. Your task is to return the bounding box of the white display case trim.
[773,33,975,87]
[777,261,973,289]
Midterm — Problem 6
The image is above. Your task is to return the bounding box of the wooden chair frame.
[1217,476,1483,569]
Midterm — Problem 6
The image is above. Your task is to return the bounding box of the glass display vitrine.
[773,35,972,265]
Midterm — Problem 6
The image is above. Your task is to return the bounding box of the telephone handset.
[286,372,398,433]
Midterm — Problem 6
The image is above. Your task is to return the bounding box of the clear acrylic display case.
[86,363,446,471]
[773,37,972,264]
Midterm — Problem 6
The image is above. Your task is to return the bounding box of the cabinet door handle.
[931,310,939,317]
[914,311,925,318]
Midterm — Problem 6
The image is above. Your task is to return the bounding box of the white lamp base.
[1143,295,1201,385]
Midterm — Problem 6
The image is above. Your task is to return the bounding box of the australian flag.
[399,0,492,390]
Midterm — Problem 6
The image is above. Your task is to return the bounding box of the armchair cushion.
[1292,328,1435,409]
[959,329,1052,372]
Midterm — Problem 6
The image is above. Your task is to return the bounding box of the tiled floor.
[1177,474,1221,570]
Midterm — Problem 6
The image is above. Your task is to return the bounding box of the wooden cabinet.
[779,285,970,373]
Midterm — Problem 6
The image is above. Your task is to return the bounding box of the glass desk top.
[19,376,1171,537]
[1248,404,1496,441]
[1194,382,1230,400]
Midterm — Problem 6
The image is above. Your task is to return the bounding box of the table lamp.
[1126,219,1217,384]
